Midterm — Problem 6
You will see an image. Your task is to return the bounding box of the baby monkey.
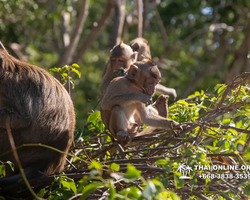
[100,58,179,143]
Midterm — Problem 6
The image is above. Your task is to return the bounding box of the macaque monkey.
[0,49,75,187]
[100,42,137,95]
[100,58,179,143]
[129,37,151,61]
[129,37,177,99]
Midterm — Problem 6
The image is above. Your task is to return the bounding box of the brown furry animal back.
[0,49,75,176]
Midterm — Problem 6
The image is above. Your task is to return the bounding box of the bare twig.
[5,118,44,200]
[73,0,114,63]
[59,0,89,66]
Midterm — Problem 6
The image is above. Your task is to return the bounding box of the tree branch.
[59,0,89,66]
[73,0,114,63]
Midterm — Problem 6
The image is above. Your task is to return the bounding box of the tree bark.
[111,0,126,47]
[137,0,143,37]
[142,0,147,37]
[225,20,250,84]
[73,0,115,63]
[59,0,89,67]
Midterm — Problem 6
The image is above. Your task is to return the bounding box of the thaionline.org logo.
[176,163,250,180]
[176,164,193,179]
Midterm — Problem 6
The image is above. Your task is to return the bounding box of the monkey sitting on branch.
[129,37,177,99]
[100,58,180,144]
[0,49,75,188]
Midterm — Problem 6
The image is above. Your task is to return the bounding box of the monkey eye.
[118,58,124,62]
[111,58,117,62]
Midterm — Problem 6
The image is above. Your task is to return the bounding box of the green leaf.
[109,163,120,171]
[81,182,103,200]
[244,185,250,196]
[243,152,250,160]
[247,50,250,58]
[61,67,68,74]
[89,160,102,170]
[6,161,14,171]
[218,85,227,94]
[54,187,73,199]
[37,188,47,198]
[109,181,116,200]
[196,153,207,161]
[228,128,238,136]
[49,68,60,72]
[143,180,156,200]
[214,84,226,93]
[176,100,188,105]
[61,73,68,78]
[183,149,193,156]
[60,176,77,194]
[0,165,5,176]
[87,111,101,125]
[72,68,81,78]
[174,172,185,189]
[72,63,80,68]
[154,158,169,166]
[124,164,141,181]
[63,65,69,69]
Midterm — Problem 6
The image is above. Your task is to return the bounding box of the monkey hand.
[171,120,180,127]
[114,68,127,77]
[179,123,191,131]
[138,93,153,106]
[117,130,132,144]
[169,120,184,132]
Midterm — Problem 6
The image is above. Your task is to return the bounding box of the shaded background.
[1,0,249,127]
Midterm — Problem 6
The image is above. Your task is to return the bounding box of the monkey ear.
[130,42,140,51]
[131,51,138,62]
[127,64,139,80]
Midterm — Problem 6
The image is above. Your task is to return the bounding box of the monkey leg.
[109,106,132,143]
[156,84,177,100]
[0,108,30,129]
[154,95,169,118]
[140,105,179,129]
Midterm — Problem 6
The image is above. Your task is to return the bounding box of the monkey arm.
[156,84,177,100]
[101,60,110,77]
[100,67,115,95]
[139,105,179,129]
[101,92,152,110]
[0,108,30,129]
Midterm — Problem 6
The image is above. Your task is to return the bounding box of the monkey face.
[143,77,160,96]
[126,63,161,97]
[143,65,161,96]
[111,57,128,71]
